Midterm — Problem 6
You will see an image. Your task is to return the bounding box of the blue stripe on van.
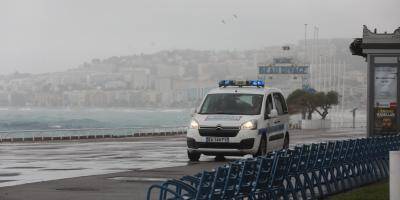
[258,124,285,136]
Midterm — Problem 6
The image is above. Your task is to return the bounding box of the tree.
[287,89,317,120]
[286,89,306,114]
[287,89,339,120]
[314,91,339,119]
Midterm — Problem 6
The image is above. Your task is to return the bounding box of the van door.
[263,94,280,151]
[271,92,289,150]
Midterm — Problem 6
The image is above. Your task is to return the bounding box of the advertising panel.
[374,66,398,134]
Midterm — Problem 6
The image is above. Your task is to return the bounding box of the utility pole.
[333,60,338,123]
[323,56,326,92]
[311,26,316,87]
[329,57,333,90]
[341,61,346,126]
[318,55,322,91]
[351,108,358,128]
[304,24,308,64]
[333,60,337,92]
[315,27,319,89]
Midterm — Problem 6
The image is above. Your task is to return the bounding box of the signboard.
[258,66,309,74]
[374,67,397,108]
[374,108,397,134]
[374,66,398,134]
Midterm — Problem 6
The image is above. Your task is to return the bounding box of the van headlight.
[189,119,199,129]
[241,120,257,130]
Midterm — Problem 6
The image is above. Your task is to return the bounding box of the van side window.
[265,94,273,117]
[273,93,288,115]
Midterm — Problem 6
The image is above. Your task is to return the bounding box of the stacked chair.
[147,135,400,200]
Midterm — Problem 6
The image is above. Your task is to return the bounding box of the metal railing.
[0,126,187,142]
[289,121,367,130]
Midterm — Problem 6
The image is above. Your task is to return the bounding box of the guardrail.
[330,121,367,129]
[147,135,400,200]
[0,126,187,142]
[289,121,368,129]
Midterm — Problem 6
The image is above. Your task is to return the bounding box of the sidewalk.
[0,161,227,200]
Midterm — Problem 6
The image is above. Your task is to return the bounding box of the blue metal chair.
[193,171,217,200]
[303,143,320,198]
[249,156,275,199]
[146,135,400,200]
[381,137,391,177]
[344,139,360,188]
[355,138,369,185]
[147,170,216,200]
[334,139,350,191]
[375,136,389,178]
[376,137,388,178]
[181,173,202,187]
[283,147,305,200]
[327,140,344,193]
[209,166,229,200]
[296,144,315,199]
[373,137,388,179]
[147,184,186,200]
[306,142,330,198]
[221,162,242,199]
[268,155,291,200]
[365,137,380,183]
[318,141,335,196]
[235,159,259,198]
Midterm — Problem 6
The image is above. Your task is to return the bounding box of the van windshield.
[199,93,263,115]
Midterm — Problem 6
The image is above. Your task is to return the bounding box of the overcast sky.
[0,0,399,75]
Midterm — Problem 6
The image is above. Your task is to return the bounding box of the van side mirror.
[190,108,197,117]
[268,109,278,118]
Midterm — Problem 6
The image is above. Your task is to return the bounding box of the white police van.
[187,80,290,161]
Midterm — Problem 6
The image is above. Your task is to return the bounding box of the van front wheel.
[254,137,267,157]
[187,151,200,162]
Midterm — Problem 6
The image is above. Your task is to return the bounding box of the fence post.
[390,151,400,200]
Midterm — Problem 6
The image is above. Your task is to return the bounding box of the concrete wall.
[301,119,331,129]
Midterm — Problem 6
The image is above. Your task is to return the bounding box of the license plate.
[206,137,229,143]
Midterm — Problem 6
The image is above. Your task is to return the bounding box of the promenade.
[0,128,365,200]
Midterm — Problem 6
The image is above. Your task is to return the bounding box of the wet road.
[0,128,365,189]
[0,137,188,187]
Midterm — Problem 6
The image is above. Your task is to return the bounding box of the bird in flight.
[233,14,238,19]
[221,20,226,24]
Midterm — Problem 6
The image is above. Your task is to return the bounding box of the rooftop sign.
[258,66,309,74]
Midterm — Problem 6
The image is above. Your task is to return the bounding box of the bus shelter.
[350,25,400,137]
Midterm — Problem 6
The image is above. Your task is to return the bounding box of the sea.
[0,107,191,131]
[0,107,366,138]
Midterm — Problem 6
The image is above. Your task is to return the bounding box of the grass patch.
[328,180,389,200]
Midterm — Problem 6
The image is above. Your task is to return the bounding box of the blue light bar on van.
[218,80,265,88]
[249,80,265,87]
[218,80,234,87]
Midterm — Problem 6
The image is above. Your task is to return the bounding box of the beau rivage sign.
[258,66,309,74]
[350,25,400,137]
